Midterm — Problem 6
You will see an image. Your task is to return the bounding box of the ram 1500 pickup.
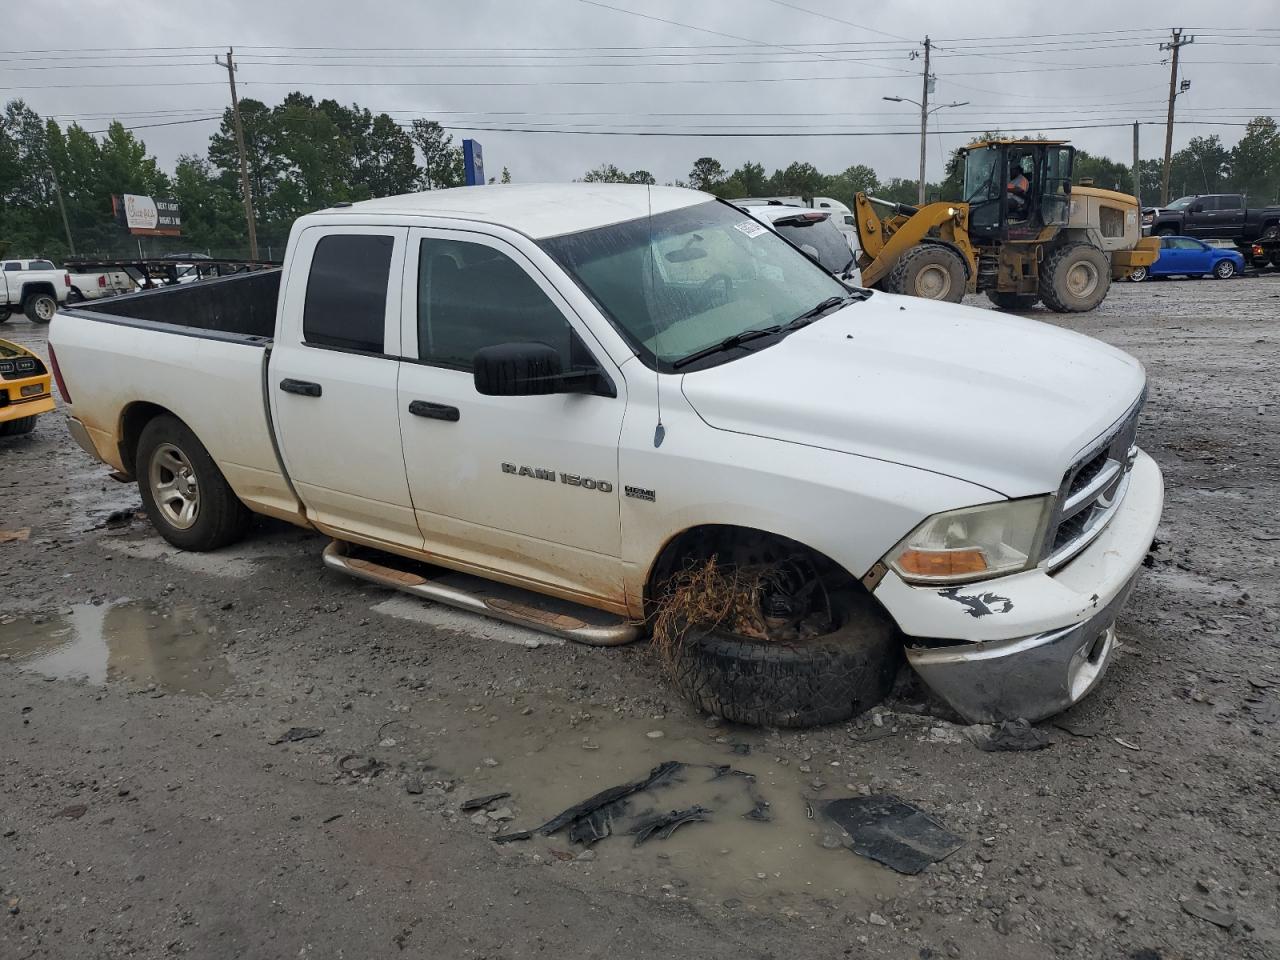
[48,184,1164,726]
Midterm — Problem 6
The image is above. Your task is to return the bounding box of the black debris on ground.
[821,795,965,875]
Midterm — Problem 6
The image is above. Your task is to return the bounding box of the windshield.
[1166,196,1195,210]
[541,200,848,370]
[770,215,854,274]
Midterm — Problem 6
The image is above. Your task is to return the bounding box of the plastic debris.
[964,719,1054,752]
[629,805,710,845]
[269,726,324,744]
[459,792,511,812]
[822,794,964,875]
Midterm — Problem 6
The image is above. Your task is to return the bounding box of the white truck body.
[1,258,70,322]
[67,268,134,302]
[48,184,1163,723]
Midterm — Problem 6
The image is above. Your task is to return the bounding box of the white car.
[739,204,861,285]
[49,184,1163,726]
[1,258,70,324]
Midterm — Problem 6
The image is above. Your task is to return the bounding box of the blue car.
[1130,236,1245,281]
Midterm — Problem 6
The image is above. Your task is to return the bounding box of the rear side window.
[1219,195,1244,210]
[416,238,572,370]
[772,216,854,274]
[30,260,55,270]
[302,234,393,353]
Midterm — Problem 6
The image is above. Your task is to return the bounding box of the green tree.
[1229,117,1280,204]
[500,166,512,184]
[688,157,726,192]
[823,163,880,208]
[409,119,463,190]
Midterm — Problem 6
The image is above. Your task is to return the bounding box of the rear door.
[269,225,422,548]
[1215,195,1246,237]
[395,226,628,608]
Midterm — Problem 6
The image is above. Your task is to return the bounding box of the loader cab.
[961,140,1075,242]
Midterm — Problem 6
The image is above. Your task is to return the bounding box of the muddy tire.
[23,292,57,324]
[669,594,902,728]
[0,415,38,437]
[135,414,250,551]
[884,245,966,303]
[0,306,10,324]
[1039,243,1111,313]
[985,290,1038,311]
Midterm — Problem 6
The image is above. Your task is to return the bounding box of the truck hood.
[679,293,1146,498]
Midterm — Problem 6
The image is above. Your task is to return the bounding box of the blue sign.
[463,139,485,186]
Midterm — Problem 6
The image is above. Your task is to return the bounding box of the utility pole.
[215,47,259,260]
[1159,28,1194,206]
[1132,122,1141,205]
[49,165,75,255]
[917,36,932,206]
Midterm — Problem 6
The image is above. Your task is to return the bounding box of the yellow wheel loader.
[854,139,1158,312]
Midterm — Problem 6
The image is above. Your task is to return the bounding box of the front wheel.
[1039,243,1112,313]
[884,245,967,303]
[135,414,251,551]
[24,293,57,324]
[0,415,38,437]
[1213,259,1237,279]
[1128,266,1149,282]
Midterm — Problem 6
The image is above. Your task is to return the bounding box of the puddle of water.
[415,698,899,911]
[0,601,232,695]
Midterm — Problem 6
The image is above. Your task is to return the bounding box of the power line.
[756,0,914,43]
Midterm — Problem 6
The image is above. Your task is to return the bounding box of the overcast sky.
[5,0,1278,189]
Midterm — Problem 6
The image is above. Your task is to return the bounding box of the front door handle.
[280,378,322,397]
[408,400,460,422]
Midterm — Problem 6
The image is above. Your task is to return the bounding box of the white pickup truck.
[1,258,71,324]
[48,184,1163,727]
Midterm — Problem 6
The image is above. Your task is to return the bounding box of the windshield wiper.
[671,324,782,369]
[784,293,864,331]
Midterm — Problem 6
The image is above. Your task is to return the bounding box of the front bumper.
[876,450,1163,723]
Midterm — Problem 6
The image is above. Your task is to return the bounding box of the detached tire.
[0,415,37,437]
[669,594,902,728]
[1039,243,1111,313]
[23,292,57,324]
[985,290,1039,311]
[884,245,966,303]
[135,414,250,551]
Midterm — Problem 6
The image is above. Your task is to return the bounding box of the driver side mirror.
[473,341,614,398]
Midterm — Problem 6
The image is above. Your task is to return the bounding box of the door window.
[416,238,573,370]
[1170,238,1202,250]
[302,234,393,353]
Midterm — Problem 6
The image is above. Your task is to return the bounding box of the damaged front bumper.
[874,450,1163,724]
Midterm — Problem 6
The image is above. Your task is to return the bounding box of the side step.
[322,540,640,647]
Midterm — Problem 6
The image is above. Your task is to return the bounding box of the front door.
[395,227,628,609]
[270,225,421,548]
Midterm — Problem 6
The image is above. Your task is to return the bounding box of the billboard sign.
[463,139,485,186]
[113,194,182,236]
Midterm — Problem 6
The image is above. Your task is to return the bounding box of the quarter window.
[416,238,573,370]
[302,234,393,353]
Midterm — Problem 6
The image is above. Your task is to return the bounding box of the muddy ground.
[2,274,1279,960]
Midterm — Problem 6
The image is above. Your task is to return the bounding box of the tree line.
[588,118,1280,214]
[1,92,1277,262]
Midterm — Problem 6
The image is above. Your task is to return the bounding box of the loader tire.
[1039,243,1111,313]
[884,245,966,303]
[985,290,1039,311]
[668,594,902,729]
[136,414,251,552]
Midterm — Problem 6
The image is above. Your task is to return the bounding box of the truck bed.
[80,269,281,341]
[52,268,302,523]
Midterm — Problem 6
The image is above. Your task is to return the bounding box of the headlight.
[886,497,1050,584]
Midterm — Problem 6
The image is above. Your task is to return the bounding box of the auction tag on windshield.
[733,219,768,238]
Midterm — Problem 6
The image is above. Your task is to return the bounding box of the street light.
[882,96,969,204]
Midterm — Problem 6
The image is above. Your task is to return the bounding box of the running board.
[322,540,639,647]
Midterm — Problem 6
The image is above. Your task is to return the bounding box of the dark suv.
[1142,194,1280,243]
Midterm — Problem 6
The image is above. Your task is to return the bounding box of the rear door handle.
[280,378,322,398]
[408,400,460,422]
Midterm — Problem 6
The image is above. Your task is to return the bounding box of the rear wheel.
[985,290,1039,311]
[0,415,38,437]
[1260,224,1280,241]
[0,306,10,324]
[1039,243,1112,313]
[135,414,251,551]
[1213,259,1237,279]
[1128,266,1149,282]
[23,292,56,324]
[884,245,966,303]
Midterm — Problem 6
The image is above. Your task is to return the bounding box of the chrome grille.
[1042,395,1143,570]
